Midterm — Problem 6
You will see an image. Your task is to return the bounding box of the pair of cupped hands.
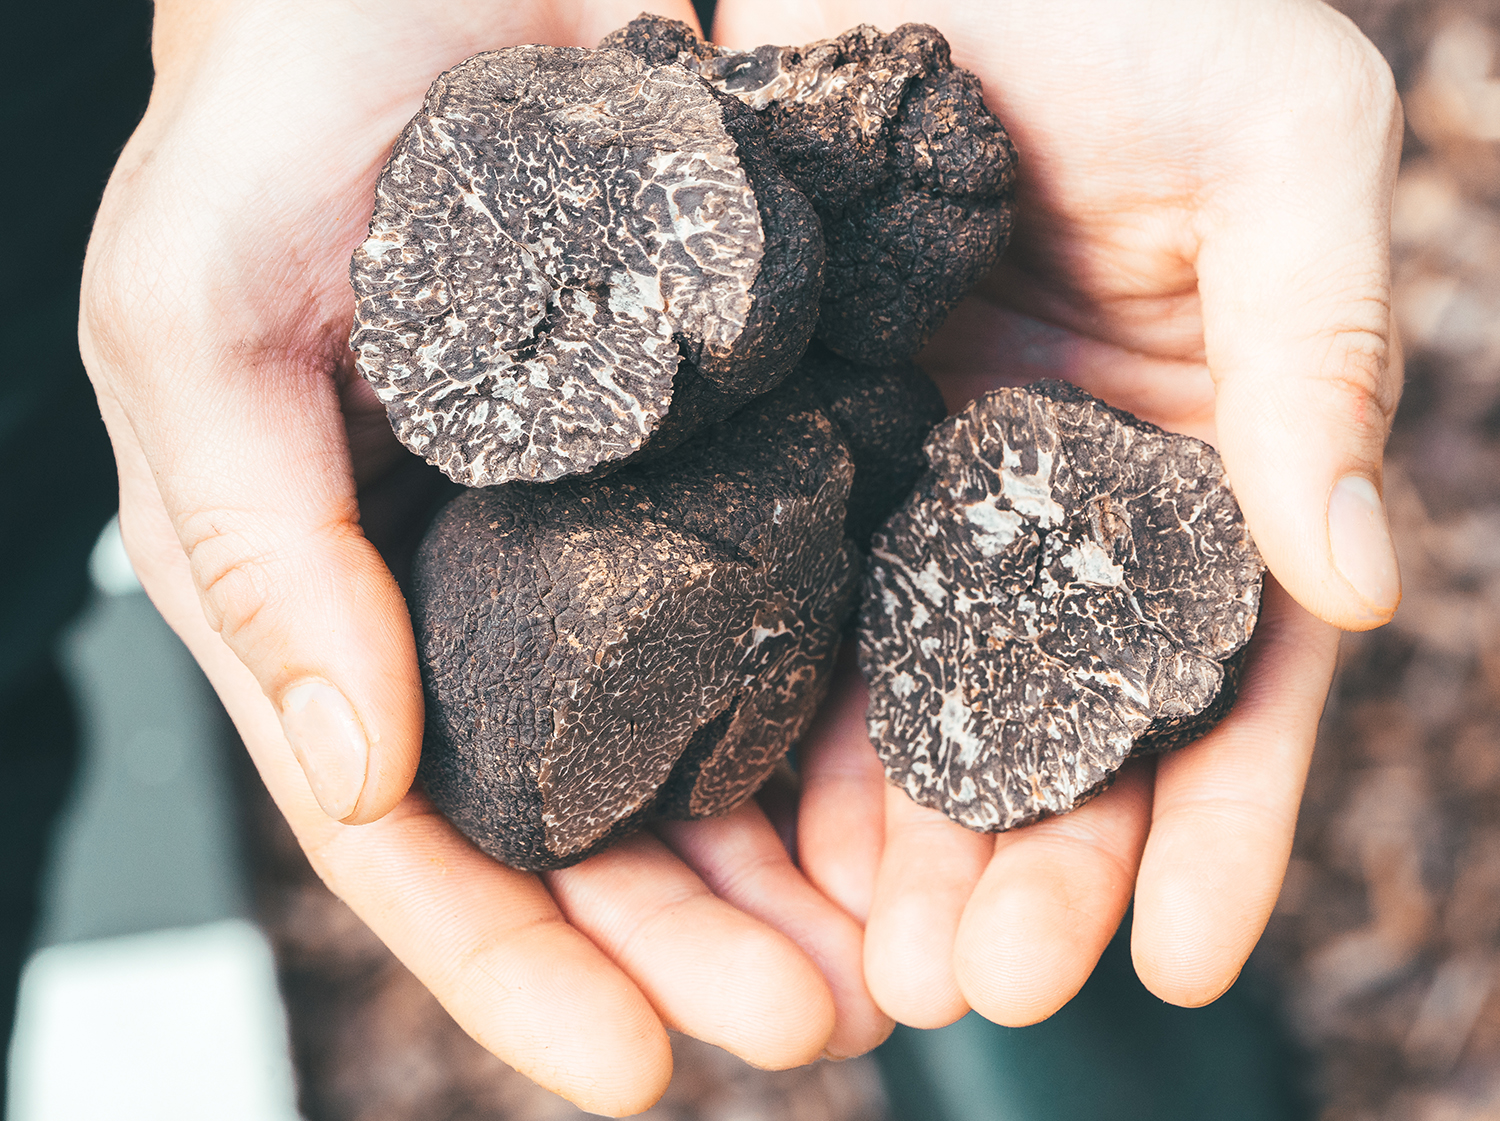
[81,0,1403,1113]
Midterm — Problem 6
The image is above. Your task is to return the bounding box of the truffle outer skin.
[604,18,1018,365]
[350,46,820,488]
[413,379,858,871]
[795,342,948,546]
[858,380,1265,832]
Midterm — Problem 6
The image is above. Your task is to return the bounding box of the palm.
[81,2,892,1112]
[714,0,1392,1025]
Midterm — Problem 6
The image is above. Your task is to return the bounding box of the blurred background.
[7,1,1500,1118]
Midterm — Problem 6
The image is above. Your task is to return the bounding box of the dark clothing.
[0,665,81,1095]
[2,3,153,686]
[1,2,154,1106]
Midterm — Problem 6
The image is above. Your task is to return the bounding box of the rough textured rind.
[604,17,1017,364]
[351,45,822,487]
[858,380,1265,832]
[413,380,858,871]
[796,342,948,546]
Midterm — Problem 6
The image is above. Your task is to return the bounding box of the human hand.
[713,0,1402,1025]
[79,1,890,1112]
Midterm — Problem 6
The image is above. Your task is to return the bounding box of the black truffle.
[796,342,948,546]
[604,17,1017,364]
[858,381,1264,832]
[413,379,858,871]
[351,45,822,487]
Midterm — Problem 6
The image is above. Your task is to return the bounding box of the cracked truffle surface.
[604,17,1017,364]
[351,45,821,487]
[858,381,1264,832]
[413,380,858,871]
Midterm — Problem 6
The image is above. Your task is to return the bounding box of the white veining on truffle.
[350,46,766,485]
[1061,539,1126,587]
[963,498,1023,557]
[860,382,1265,833]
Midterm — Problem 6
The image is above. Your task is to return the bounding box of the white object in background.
[87,514,142,596]
[7,920,303,1121]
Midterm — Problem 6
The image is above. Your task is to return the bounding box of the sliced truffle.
[351,45,822,487]
[796,342,948,546]
[604,17,1017,364]
[413,380,858,871]
[858,381,1264,832]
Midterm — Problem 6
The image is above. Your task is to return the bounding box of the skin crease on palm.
[76,0,1400,1113]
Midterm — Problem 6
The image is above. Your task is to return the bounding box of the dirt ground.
[1253,2,1500,1119]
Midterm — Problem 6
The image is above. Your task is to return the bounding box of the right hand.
[80,2,890,1112]
[715,0,1400,1034]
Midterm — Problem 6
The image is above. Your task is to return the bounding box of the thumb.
[92,335,423,826]
[1197,48,1404,633]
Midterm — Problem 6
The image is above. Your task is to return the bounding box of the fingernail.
[1328,475,1401,621]
[279,679,370,821]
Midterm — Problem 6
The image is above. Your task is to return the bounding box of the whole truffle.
[604,17,1017,364]
[351,45,823,487]
[414,380,858,871]
[859,381,1264,832]
[796,342,948,546]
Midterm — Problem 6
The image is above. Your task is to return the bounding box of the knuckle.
[1312,313,1401,431]
[187,524,276,650]
[610,889,707,966]
[176,504,369,663]
[1346,34,1399,118]
[80,224,165,378]
[707,847,786,902]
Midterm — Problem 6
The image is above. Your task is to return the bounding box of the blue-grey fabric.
[873,913,1309,1121]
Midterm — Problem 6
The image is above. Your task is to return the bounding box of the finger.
[1132,579,1339,1005]
[309,799,673,1117]
[953,764,1152,1027]
[864,786,994,1027]
[657,803,894,1059]
[120,507,673,1116]
[1196,26,1405,631]
[795,647,886,923]
[96,332,420,827]
[545,829,838,1069]
[919,298,1219,445]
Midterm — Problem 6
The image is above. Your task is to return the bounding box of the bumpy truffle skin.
[859,381,1264,832]
[796,342,948,546]
[413,380,858,871]
[604,17,1017,364]
[350,46,822,487]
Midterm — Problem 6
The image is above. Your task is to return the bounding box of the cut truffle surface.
[858,381,1264,832]
[351,45,821,487]
[414,379,858,871]
[604,17,1017,364]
